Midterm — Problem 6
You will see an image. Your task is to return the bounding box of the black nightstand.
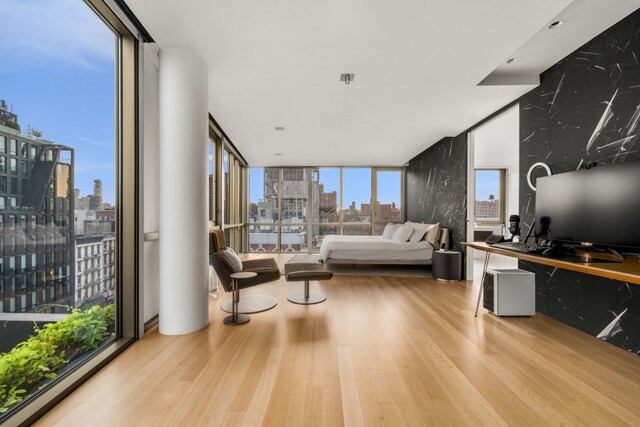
[432,250,462,281]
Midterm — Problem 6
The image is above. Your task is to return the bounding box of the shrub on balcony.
[0,304,115,413]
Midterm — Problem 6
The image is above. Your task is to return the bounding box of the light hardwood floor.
[37,254,640,426]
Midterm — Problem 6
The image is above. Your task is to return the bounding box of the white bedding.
[319,235,434,262]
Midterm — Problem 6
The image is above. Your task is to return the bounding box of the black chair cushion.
[284,263,333,282]
[240,258,281,289]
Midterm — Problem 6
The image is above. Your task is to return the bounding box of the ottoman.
[284,255,334,304]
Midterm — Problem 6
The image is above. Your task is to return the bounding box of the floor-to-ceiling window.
[249,167,279,251]
[311,167,340,250]
[223,144,246,251]
[208,139,216,225]
[342,168,372,236]
[373,169,403,234]
[248,167,404,252]
[0,0,139,423]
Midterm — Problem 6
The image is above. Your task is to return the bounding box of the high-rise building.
[0,112,75,314]
[91,179,103,210]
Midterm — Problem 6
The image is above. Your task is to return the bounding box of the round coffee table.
[223,272,257,326]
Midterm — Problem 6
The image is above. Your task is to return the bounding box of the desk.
[463,242,640,317]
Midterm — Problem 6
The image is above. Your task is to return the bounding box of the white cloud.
[0,0,115,69]
[79,137,113,148]
[75,159,115,173]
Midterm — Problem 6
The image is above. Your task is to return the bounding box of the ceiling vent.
[340,73,355,85]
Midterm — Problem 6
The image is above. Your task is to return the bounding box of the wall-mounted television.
[535,160,640,249]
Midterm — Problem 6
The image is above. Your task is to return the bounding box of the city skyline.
[0,0,116,205]
[249,167,401,207]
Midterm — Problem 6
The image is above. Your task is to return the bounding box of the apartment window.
[208,139,215,223]
[222,146,246,251]
[0,176,6,192]
[249,168,278,252]
[249,166,404,252]
[373,169,403,235]
[474,169,506,223]
[0,136,5,153]
[0,0,139,422]
[223,150,231,225]
[341,168,372,236]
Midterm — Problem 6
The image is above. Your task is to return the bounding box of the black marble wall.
[518,9,640,355]
[406,136,467,277]
[405,8,640,354]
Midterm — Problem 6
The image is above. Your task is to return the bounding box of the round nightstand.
[224,272,257,326]
[432,250,462,281]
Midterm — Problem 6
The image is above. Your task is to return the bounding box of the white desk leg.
[474,251,491,317]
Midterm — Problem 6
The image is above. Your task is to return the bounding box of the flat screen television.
[535,160,640,250]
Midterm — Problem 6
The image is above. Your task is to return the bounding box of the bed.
[319,225,449,265]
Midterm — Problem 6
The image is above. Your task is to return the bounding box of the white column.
[158,48,209,335]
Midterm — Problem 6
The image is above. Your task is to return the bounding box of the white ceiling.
[126,0,640,166]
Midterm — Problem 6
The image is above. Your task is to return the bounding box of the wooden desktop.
[462,241,640,317]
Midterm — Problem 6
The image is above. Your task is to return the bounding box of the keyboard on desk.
[490,241,545,254]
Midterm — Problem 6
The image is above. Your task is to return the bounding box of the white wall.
[473,105,520,232]
[143,43,160,323]
[470,105,520,267]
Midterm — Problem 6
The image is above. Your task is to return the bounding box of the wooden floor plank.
[35,254,640,427]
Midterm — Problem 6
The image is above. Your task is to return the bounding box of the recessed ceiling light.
[274,153,282,156]
[275,126,285,131]
[549,20,563,29]
[506,57,517,64]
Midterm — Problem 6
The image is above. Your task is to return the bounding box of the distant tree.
[25,125,43,139]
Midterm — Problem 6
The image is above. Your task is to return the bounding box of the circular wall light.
[527,162,553,191]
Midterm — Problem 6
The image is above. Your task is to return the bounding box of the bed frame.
[324,228,450,265]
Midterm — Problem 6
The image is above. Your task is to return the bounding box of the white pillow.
[409,226,427,243]
[221,247,243,272]
[422,223,441,248]
[382,223,401,239]
[392,224,414,242]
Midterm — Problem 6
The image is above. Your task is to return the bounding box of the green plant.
[0,304,115,414]
[25,125,43,139]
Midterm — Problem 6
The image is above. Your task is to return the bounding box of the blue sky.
[250,168,401,207]
[0,0,116,205]
[476,170,500,201]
